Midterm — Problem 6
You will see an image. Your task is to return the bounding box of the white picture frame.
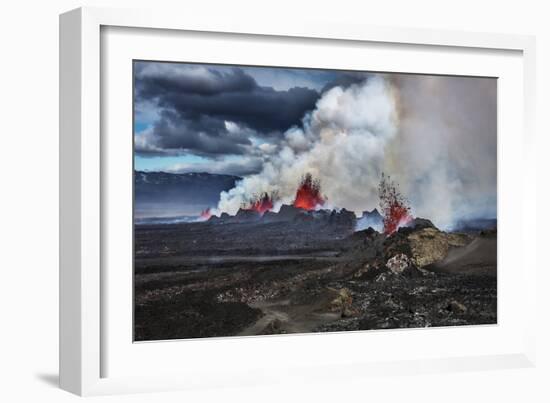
[59,6,537,396]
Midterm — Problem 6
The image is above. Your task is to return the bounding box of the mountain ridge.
[135,170,241,217]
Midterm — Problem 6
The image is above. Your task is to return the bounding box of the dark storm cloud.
[160,86,319,134]
[135,110,252,157]
[136,66,256,97]
[134,63,320,157]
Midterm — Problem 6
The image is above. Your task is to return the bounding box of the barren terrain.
[134,213,497,341]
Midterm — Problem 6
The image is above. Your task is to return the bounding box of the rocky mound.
[354,253,432,282]
[407,228,472,267]
[383,218,472,268]
[234,208,262,222]
[263,204,301,222]
[209,204,357,229]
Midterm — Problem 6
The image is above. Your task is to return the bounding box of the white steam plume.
[217,76,397,215]
[215,74,497,230]
[385,75,497,229]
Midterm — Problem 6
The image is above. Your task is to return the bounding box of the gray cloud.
[386,74,497,227]
[216,74,497,230]
[134,62,321,157]
[134,62,497,230]
[136,64,256,97]
[135,111,254,157]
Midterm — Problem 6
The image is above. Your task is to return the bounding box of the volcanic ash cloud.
[216,74,497,231]
[385,75,497,230]
[216,76,398,215]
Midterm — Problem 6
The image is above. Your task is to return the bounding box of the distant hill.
[135,171,241,218]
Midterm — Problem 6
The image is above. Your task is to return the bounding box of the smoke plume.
[216,74,496,230]
[386,75,497,229]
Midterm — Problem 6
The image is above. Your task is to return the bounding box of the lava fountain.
[199,208,212,221]
[293,173,325,210]
[378,174,413,235]
[245,192,275,214]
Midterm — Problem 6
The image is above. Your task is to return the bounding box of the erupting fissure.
[293,173,326,211]
[243,192,275,214]
[211,172,412,232]
[200,208,212,220]
[378,174,413,235]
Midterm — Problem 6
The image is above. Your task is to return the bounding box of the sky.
[134,61,497,228]
[134,61,364,175]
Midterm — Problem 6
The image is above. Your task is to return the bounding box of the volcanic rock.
[386,253,412,274]
[274,204,301,221]
[364,227,379,237]
[393,218,435,236]
[261,204,318,223]
[408,218,436,230]
[353,263,381,280]
[208,211,232,223]
[375,272,393,282]
[407,228,471,267]
[328,288,356,317]
[311,209,332,220]
[329,208,356,227]
[445,300,467,314]
[294,211,316,222]
[259,318,284,335]
[383,218,471,268]
[384,254,427,278]
[261,211,279,222]
[352,227,380,240]
[234,208,261,222]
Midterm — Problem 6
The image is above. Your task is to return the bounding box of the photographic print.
[133,61,497,341]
